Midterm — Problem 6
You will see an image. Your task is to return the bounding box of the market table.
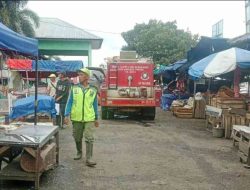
[0,124,59,190]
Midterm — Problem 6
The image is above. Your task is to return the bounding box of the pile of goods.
[171,97,194,118]
[210,86,246,109]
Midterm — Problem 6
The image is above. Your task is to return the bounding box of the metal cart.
[0,124,59,189]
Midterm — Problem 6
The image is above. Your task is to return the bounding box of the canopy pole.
[207,78,211,93]
[234,67,240,98]
[34,57,38,125]
[248,81,250,96]
[194,81,196,95]
[0,62,3,91]
[25,70,30,97]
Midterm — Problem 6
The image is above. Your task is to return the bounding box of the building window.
[212,20,223,38]
[247,24,250,33]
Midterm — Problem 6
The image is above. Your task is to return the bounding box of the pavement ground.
[1,108,250,190]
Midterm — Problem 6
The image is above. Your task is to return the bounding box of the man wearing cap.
[64,68,99,167]
[55,71,71,129]
[47,74,57,98]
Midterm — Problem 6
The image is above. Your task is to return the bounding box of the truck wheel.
[142,107,155,120]
[101,107,108,120]
[101,107,114,120]
[107,110,114,119]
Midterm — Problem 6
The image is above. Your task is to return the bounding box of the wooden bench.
[232,125,250,146]
[238,127,250,166]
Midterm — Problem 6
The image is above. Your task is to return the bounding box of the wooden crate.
[194,99,206,119]
[223,114,246,139]
[211,97,217,107]
[171,106,182,116]
[247,102,250,111]
[246,113,250,126]
[216,98,246,109]
[175,107,193,118]
[208,95,216,106]
[38,115,52,123]
[175,112,193,118]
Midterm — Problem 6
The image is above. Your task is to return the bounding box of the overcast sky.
[28,1,246,66]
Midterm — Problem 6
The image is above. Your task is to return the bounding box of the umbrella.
[188,47,250,79]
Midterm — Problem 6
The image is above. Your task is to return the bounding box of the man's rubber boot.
[74,141,82,160]
[86,142,96,167]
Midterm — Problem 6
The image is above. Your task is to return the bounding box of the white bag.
[55,103,60,115]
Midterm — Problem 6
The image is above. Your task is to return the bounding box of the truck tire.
[101,107,108,120]
[109,111,114,119]
[142,107,155,120]
[101,107,114,120]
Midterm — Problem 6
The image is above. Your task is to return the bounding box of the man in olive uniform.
[55,71,71,128]
[64,68,99,167]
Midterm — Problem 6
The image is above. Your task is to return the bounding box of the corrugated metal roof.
[35,17,103,49]
[230,33,250,44]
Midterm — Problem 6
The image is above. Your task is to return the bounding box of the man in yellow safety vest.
[64,68,99,167]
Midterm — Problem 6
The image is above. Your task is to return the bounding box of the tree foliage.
[121,19,199,65]
[0,1,39,37]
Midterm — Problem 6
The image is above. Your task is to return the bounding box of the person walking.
[64,68,99,167]
[47,73,57,98]
[55,71,71,129]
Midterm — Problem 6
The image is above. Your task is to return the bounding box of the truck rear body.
[100,53,161,120]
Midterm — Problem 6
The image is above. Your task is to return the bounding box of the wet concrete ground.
[1,108,250,190]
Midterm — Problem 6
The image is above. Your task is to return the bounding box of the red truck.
[100,54,161,120]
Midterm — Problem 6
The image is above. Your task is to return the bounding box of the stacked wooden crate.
[223,113,246,139]
[207,87,247,138]
[211,97,217,107]
[216,98,246,109]
[194,98,206,119]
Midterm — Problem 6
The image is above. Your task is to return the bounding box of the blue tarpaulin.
[0,22,38,56]
[9,95,57,119]
[161,94,177,111]
[31,60,83,72]
[160,59,187,72]
[160,93,190,111]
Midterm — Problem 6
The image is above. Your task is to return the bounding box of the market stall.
[188,47,250,139]
[3,59,83,97]
[0,21,39,124]
[0,22,59,189]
